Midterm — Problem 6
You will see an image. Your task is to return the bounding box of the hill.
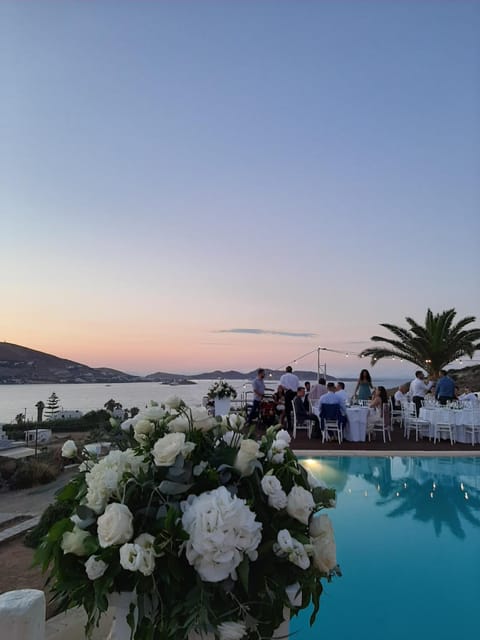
[0,343,139,384]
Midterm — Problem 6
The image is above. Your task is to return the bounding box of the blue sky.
[1,1,479,376]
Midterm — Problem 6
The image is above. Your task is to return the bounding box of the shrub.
[10,459,60,490]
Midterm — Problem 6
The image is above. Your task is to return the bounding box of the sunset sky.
[2,1,479,378]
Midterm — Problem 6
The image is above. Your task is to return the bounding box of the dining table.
[311,402,370,442]
[419,406,480,444]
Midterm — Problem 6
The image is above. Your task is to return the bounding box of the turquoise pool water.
[294,456,480,640]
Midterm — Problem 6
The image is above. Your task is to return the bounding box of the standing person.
[246,368,265,426]
[353,369,374,402]
[435,370,456,405]
[304,381,311,410]
[279,366,300,432]
[309,377,328,403]
[409,370,433,416]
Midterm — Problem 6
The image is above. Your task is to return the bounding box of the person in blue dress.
[354,369,374,401]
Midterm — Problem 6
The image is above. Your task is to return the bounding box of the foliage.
[35,400,339,640]
[359,308,480,376]
[25,500,75,548]
[10,458,61,489]
[207,380,238,399]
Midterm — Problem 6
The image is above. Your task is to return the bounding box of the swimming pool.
[294,456,480,640]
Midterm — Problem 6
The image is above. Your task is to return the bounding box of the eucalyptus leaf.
[76,505,96,521]
[159,480,193,495]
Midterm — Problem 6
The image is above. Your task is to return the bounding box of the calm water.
[0,378,405,423]
[294,456,480,640]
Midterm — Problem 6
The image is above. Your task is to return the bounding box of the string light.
[269,343,480,374]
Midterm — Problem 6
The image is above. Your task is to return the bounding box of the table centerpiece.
[37,398,339,639]
[207,380,238,416]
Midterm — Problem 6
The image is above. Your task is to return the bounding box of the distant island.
[0,342,340,385]
[1,342,478,389]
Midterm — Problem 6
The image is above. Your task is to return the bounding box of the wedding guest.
[294,387,321,438]
[394,384,409,407]
[368,386,390,427]
[353,369,374,401]
[246,368,265,425]
[435,370,456,405]
[304,381,311,409]
[335,382,349,428]
[309,377,328,402]
[280,366,300,432]
[459,387,479,404]
[409,370,433,416]
[273,384,286,425]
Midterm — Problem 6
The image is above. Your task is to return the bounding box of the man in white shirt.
[409,371,433,415]
[334,382,349,430]
[459,387,479,404]
[279,366,300,432]
[394,384,409,407]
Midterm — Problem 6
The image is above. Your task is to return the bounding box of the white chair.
[291,402,312,439]
[404,402,430,442]
[464,409,480,446]
[319,404,343,444]
[367,405,392,444]
[390,400,403,429]
[433,409,455,445]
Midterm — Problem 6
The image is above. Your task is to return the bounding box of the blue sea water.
[294,456,480,640]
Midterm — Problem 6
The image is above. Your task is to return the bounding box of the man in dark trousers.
[279,366,300,432]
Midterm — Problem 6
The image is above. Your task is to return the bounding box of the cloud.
[216,328,316,338]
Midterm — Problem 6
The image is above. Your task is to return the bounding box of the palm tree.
[359,308,480,377]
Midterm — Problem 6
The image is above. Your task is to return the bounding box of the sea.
[0,378,407,424]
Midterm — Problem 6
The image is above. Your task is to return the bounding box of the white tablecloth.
[419,407,480,444]
[311,403,369,442]
[344,407,370,442]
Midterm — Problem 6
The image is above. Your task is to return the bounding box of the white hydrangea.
[84,449,147,514]
[181,486,262,582]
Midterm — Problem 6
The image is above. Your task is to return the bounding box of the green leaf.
[159,480,193,495]
[237,557,250,593]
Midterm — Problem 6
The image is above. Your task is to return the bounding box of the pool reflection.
[302,456,480,539]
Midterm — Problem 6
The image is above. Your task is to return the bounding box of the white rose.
[275,430,291,445]
[168,415,190,433]
[234,439,264,476]
[135,533,156,550]
[97,503,134,548]
[286,485,315,525]
[225,414,245,430]
[310,514,337,573]
[119,543,144,572]
[153,432,193,466]
[164,395,183,410]
[85,555,108,580]
[143,405,167,421]
[120,418,135,432]
[275,529,293,553]
[218,621,247,640]
[289,538,310,570]
[119,539,156,575]
[61,440,77,459]
[133,419,154,437]
[303,467,327,489]
[261,474,288,510]
[191,407,216,432]
[61,526,90,556]
[267,439,288,464]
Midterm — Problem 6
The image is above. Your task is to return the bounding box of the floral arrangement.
[38,398,339,640]
[207,380,238,400]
